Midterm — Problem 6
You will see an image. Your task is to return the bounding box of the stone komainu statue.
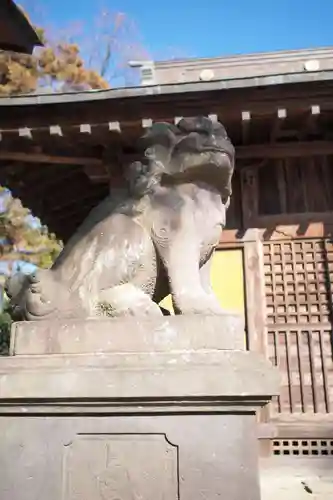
[6,116,235,320]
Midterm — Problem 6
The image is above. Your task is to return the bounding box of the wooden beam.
[0,151,103,166]
[236,140,333,159]
[220,222,333,244]
[240,168,258,226]
[297,104,321,140]
[270,108,287,141]
[241,111,251,144]
[243,233,267,353]
[2,140,333,173]
[306,104,321,134]
[276,159,287,213]
[83,163,109,182]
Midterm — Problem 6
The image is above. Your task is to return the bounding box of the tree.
[0,300,13,355]
[0,187,62,269]
[0,5,146,95]
[0,187,63,355]
[80,9,148,86]
[0,3,147,352]
[0,24,109,94]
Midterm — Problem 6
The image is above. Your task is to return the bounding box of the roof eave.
[2,0,43,55]
[0,69,332,106]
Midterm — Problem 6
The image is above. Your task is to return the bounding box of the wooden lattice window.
[264,240,333,325]
[267,328,333,414]
[264,239,333,415]
[273,439,333,456]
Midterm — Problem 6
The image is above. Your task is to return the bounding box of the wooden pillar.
[242,229,266,354]
[243,231,277,454]
[240,168,258,228]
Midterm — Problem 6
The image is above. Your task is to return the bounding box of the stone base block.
[10,314,246,355]
[0,315,279,500]
[1,413,260,500]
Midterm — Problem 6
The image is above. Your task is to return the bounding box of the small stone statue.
[6,116,235,320]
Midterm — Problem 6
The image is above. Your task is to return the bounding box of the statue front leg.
[156,237,225,316]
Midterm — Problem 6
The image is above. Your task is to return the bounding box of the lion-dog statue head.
[125,116,234,205]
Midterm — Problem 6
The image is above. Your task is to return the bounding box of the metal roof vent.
[140,64,156,85]
[128,60,156,86]
[303,60,320,71]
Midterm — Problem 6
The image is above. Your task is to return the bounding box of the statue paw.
[25,270,58,319]
[173,291,226,316]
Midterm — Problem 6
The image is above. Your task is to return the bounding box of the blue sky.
[23,0,333,60]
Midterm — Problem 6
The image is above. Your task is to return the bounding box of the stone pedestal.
[0,315,279,500]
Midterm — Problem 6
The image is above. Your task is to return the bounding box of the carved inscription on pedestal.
[63,433,179,500]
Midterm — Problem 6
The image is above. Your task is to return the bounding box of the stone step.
[260,457,333,500]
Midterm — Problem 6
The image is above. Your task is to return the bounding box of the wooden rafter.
[0,151,104,166]
[2,139,333,170]
[0,150,108,182]
[300,104,321,139]
[236,140,333,159]
[270,108,287,142]
[49,189,106,215]
[241,111,251,144]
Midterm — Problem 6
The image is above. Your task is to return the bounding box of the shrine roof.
[0,0,43,54]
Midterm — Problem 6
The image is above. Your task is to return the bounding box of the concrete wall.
[138,47,333,85]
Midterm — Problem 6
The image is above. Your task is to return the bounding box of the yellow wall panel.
[159,249,245,315]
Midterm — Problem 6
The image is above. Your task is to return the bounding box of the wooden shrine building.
[1,46,333,460]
